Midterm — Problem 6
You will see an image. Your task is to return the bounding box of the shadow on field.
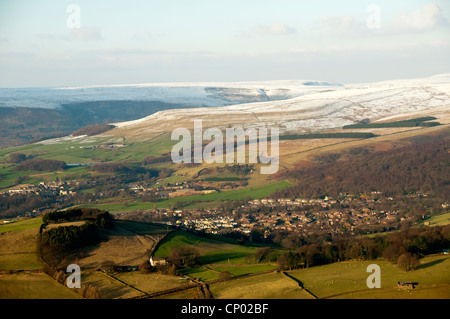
[419,257,448,270]
[199,252,249,264]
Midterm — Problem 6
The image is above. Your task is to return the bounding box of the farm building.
[397,281,418,289]
[149,256,167,267]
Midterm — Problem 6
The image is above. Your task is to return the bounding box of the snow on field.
[0,80,343,109]
[6,74,449,143]
[107,74,450,138]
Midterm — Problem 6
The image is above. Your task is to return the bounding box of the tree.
[382,242,406,264]
[397,253,420,272]
[139,260,153,273]
[325,244,339,263]
[285,251,303,270]
[8,153,27,163]
[168,246,200,267]
[276,254,289,270]
[408,236,428,257]
[255,247,273,263]
[219,271,232,280]
[299,244,322,268]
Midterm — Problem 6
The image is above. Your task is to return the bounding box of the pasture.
[0,272,81,299]
[287,255,450,299]
[153,230,261,265]
[209,272,315,299]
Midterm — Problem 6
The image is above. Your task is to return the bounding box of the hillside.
[1,216,449,299]
[0,80,332,149]
[96,74,450,141]
[0,101,206,149]
[273,128,450,199]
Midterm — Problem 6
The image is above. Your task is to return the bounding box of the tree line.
[71,124,114,137]
[39,208,114,268]
[14,158,67,171]
[42,207,113,225]
[343,116,440,129]
[266,224,450,272]
[274,137,449,199]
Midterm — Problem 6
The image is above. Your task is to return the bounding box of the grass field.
[0,219,43,271]
[180,264,278,282]
[115,271,189,295]
[80,270,140,299]
[0,216,448,299]
[181,267,220,281]
[150,287,199,299]
[206,254,450,299]
[0,133,175,164]
[209,264,278,277]
[114,220,170,236]
[0,272,81,299]
[153,230,260,265]
[421,212,450,226]
[287,255,450,299]
[78,180,292,212]
[0,217,43,234]
[209,272,315,299]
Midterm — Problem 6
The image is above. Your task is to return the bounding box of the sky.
[0,0,449,87]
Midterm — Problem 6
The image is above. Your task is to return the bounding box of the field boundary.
[127,282,198,299]
[281,271,318,299]
[320,283,450,299]
[97,269,149,297]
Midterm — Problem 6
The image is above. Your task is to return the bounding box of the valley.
[0,75,449,300]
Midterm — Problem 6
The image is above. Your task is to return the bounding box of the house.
[397,281,418,289]
[149,256,167,267]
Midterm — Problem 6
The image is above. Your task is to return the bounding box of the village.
[117,191,420,239]
[6,180,78,197]
[3,177,444,239]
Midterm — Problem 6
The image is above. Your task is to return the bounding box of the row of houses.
[154,202,405,237]
[7,181,76,196]
[129,182,216,198]
[176,216,237,233]
[249,197,338,207]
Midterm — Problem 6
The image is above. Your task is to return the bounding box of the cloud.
[35,26,103,42]
[69,26,103,41]
[314,15,365,36]
[131,32,154,40]
[393,3,448,31]
[252,22,296,36]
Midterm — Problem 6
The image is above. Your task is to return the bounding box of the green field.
[287,255,450,299]
[421,212,450,226]
[79,180,292,212]
[154,180,292,204]
[153,230,260,265]
[114,220,170,236]
[181,267,220,282]
[181,264,278,282]
[0,272,82,299]
[0,217,43,234]
[0,133,175,164]
[209,272,315,299]
[207,254,450,299]
[0,218,44,270]
[0,216,448,299]
[210,264,278,277]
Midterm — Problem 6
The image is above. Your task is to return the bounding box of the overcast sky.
[0,0,449,87]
